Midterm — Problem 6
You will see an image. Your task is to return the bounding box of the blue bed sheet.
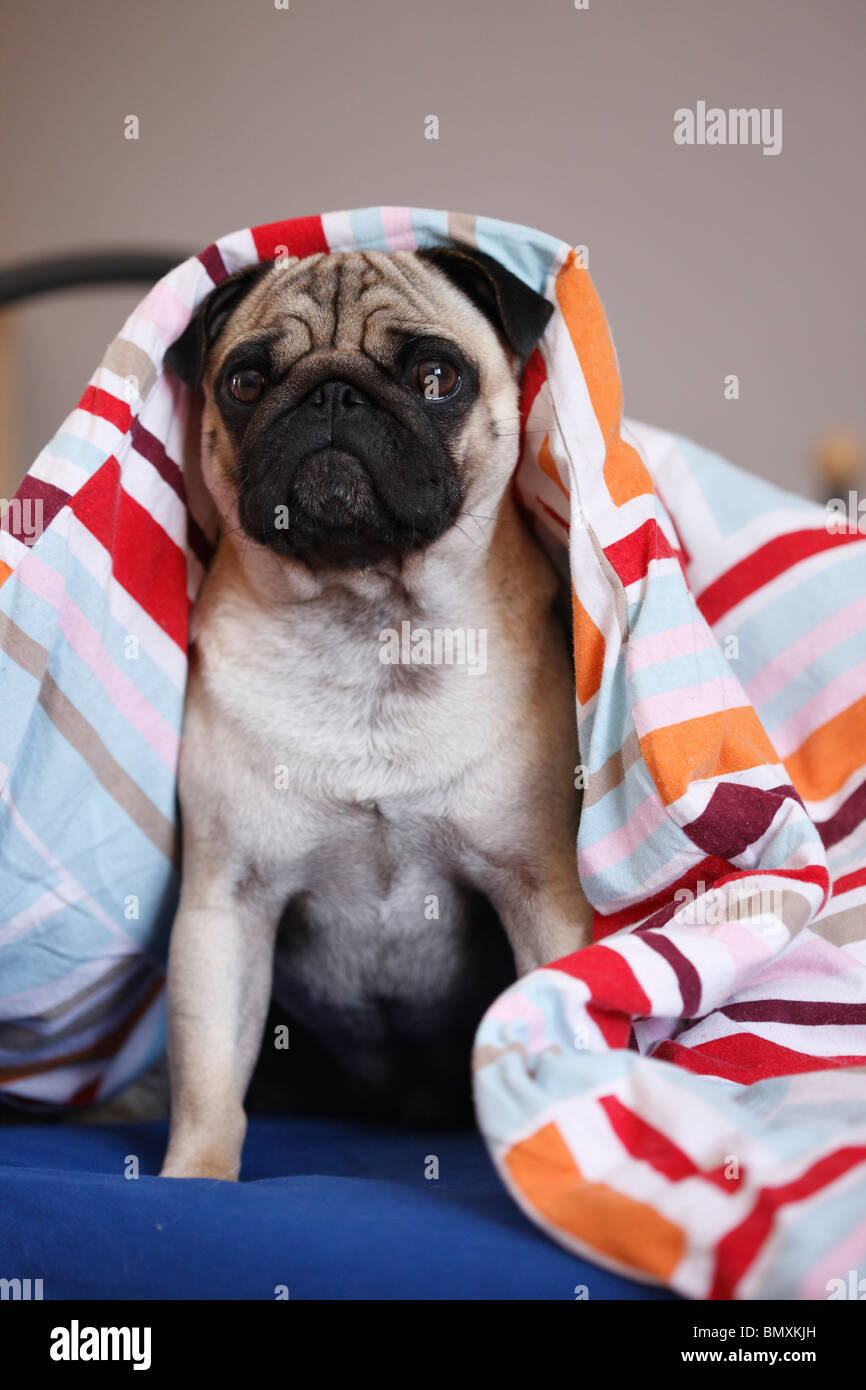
[0,1117,677,1300]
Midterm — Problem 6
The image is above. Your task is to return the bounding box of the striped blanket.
[1,208,865,1300]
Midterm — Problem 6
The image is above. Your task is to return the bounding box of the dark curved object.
[0,250,189,307]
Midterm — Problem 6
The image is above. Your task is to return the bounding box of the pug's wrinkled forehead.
[167,246,552,391]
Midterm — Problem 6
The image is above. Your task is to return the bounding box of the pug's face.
[167,247,552,570]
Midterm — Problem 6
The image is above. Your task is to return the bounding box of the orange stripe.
[538,432,569,498]
[555,252,652,507]
[572,584,605,705]
[0,559,12,590]
[784,696,866,802]
[505,1121,684,1280]
[639,706,779,807]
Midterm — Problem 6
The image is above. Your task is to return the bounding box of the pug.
[159,244,593,1181]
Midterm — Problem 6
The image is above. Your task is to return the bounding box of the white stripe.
[322,209,356,251]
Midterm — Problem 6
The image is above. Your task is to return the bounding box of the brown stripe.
[583,729,642,810]
[38,673,179,866]
[0,610,49,681]
[100,338,157,400]
[809,905,866,948]
[0,974,164,1082]
[447,211,478,248]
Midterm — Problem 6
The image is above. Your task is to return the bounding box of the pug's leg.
[476,846,594,979]
[160,871,281,1181]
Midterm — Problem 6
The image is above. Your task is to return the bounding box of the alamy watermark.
[0,497,44,543]
[673,881,783,926]
[825,492,866,535]
[378,621,487,675]
[1,1276,43,1299]
[674,102,782,156]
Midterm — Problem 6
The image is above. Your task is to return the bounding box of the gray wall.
[2,0,863,498]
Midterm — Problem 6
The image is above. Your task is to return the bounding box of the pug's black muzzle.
[233,357,464,569]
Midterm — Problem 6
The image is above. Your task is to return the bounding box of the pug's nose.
[304,380,370,416]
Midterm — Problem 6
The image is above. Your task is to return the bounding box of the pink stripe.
[381,206,417,251]
[579,790,668,877]
[14,548,65,605]
[627,620,715,674]
[58,597,180,768]
[686,916,783,974]
[632,677,748,737]
[132,282,194,345]
[483,987,558,1055]
[746,930,851,991]
[771,655,866,756]
[746,594,866,708]
[13,552,179,768]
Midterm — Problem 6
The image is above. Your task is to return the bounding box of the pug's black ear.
[419,245,553,365]
[164,261,273,388]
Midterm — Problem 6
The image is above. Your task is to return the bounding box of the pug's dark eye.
[228,369,265,404]
[409,359,460,400]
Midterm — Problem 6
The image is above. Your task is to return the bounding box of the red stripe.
[653,1031,866,1083]
[77,385,132,434]
[519,347,546,431]
[715,862,830,915]
[69,1078,101,1107]
[70,458,189,651]
[600,1094,696,1180]
[603,519,677,588]
[697,528,865,627]
[550,942,653,1017]
[594,856,735,939]
[599,1094,741,1192]
[547,945,649,1048]
[710,1145,866,1298]
[252,215,329,261]
[534,495,569,532]
[833,866,866,898]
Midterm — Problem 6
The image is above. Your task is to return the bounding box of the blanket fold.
[1,207,864,1299]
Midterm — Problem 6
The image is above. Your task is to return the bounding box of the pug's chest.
[264,801,515,1115]
[216,625,503,809]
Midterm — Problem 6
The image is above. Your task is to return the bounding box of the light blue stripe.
[676,436,823,537]
[347,207,388,251]
[474,215,563,293]
[580,817,690,903]
[581,757,658,844]
[578,661,631,772]
[627,643,732,704]
[627,572,704,636]
[0,649,40,769]
[50,430,110,475]
[733,550,866,673]
[767,1176,866,1298]
[410,208,450,247]
[758,628,866,734]
[4,705,178,950]
[45,642,177,812]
